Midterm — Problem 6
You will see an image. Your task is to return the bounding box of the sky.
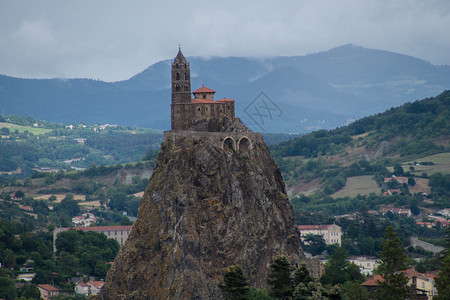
[1,0,449,82]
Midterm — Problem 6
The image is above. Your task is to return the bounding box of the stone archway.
[222,137,236,153]
[237,136,252,153]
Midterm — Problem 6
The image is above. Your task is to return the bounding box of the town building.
[38,284,60,298]
[348,257,379,276]
[170,48,235,131]
[75,281,105,296]
[361,268,437,299]
[297,224,342,246]
[53,225,133,252]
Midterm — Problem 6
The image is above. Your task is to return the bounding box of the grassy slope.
[0,122,52,135]
[273,90,450,199]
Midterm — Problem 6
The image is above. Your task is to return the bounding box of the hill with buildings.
[1,44,449,133]
[271,90,450,221]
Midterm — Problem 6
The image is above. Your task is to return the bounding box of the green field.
[331,175,380,198]
[404,153,450,175]
[0,122,52,135]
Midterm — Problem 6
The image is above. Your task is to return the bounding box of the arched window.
[176,63,179,69]
[184,73,187,80]
[176,73,180,80]
[184,86,189,91]
[176,85,180,92]
[202,94,206,99]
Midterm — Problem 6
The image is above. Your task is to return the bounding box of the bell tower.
[171,48,191,130]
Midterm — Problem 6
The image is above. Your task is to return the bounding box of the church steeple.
[171,48,192,130]
[171,48,191,105]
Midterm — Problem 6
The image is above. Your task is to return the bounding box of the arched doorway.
[238,137,251,153]
[222,137,236,153]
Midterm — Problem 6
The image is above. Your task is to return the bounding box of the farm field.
[34,194,86,202]
[331,175,380,198]
[404,153,450,175]
[0,122,52,135]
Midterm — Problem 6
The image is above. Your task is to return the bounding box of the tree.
[218,265,250,300]
[340,281,370,300]
[321,247,362,286]
[0,277,17,300]
[268,255,294,299]
[292,263,314,287]
[434,228,450,299]
[393,164,404,176]
[22,284,41,300]
[376,226,410,300]
[301,234,326,256]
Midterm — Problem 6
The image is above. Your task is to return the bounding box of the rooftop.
[193,86,216,94]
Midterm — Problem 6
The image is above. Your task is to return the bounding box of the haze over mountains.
[1,44,449,133]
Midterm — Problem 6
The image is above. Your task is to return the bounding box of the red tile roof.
[361,275,383,286]
[217,98,235,102]
[88,281,104,288]
[192,86,216,94]
[38,284,59,291]
[298,225,333,230]
[191,98,216,104]
[67,225,132,232]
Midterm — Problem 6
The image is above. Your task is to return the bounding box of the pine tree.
[434,228,450,299]
[292,262,314,287]
[219,265,250,300]
[376,226,410,300]
[268,255,294,299]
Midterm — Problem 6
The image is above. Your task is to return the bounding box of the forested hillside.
[272,90,450,216]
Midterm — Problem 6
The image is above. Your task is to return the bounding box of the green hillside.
[271,90,450,219]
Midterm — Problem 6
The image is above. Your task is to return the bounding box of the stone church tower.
[171,48,191,130]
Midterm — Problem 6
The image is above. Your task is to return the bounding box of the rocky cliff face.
[99,131,305,299]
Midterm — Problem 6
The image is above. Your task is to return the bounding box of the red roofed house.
[88,281,104,295]
[53,225,133,252]
[361,268,437,299]
[298,224,342,246]
[38,284,59,298]
[170,49,236,130]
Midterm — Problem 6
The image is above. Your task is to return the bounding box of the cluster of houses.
[35,280,105,298]
[72,213,97,227]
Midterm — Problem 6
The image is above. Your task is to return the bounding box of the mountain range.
[1,44,449,133]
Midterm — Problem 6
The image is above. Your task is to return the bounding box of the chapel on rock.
[171,49,236,131]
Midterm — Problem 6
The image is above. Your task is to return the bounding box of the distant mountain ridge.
[1,44,449,133]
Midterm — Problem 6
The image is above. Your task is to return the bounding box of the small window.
[198,107,201,111]
[184,73,187,80]
[176,73,180,80]
[202,94,206,99]
[176,63,179,69]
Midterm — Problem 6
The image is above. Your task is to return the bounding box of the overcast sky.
[1,0,449,82]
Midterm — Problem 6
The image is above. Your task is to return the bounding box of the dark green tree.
[376,226,410,300]
[434,228,450,299]
[292,262,314,287]
[218,265,250,300]
[301,234,326,256]
[268,255,294,299]
[0,277,17,300]
[22,283,41,300]
[321,247,362,286]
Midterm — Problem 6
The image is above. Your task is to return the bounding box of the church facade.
[171,49,235,131]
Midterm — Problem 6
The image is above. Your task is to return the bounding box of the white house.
[297,224,342,246]
[348,257,379,275]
